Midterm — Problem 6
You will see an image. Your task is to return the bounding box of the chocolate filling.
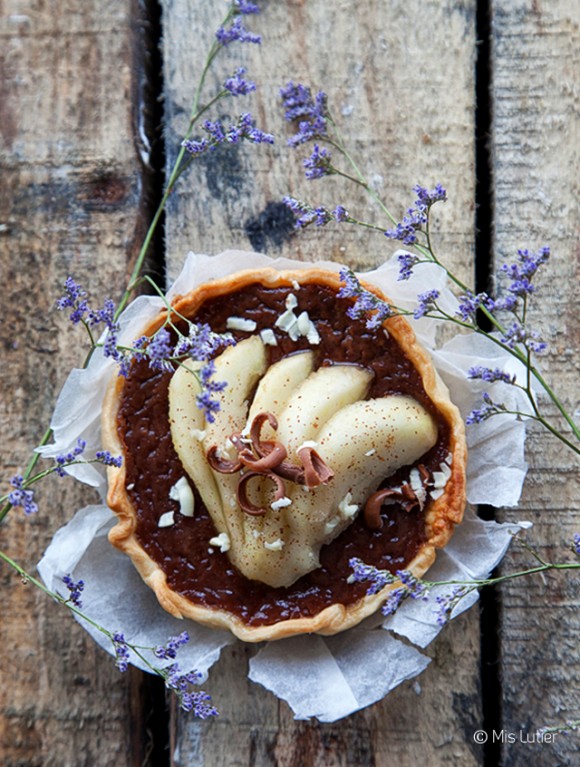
[117,282,449,627]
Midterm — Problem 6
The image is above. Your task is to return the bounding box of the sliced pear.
[202,336,267,540]
[276,365,373,457]
[247,350,314,428]
[202,335,267,449]
[168,359,222,521]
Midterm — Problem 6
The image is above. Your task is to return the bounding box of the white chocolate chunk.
[169,476,195,517]
[259,328,278,346]
[338,492,359,519]
[209,532,231,552]
[226,316,257,332]
[264,538,285,551]
[158,511,175,528]
[271,496,292,510]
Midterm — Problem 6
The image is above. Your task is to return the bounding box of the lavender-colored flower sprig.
[283,196,351,229]
[1,442,124,518]
[385,183,447,246]
[182,113,274,158]
[280,82,580,452]
[62,574,85,608]
[337,268,397,329]
[349,535,580,626]
[115,629,218,717]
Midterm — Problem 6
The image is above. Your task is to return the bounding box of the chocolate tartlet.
[102,267,466,642]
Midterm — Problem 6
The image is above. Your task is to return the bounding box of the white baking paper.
[37,250,532,721]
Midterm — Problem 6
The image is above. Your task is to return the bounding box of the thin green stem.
[427,560,580,591]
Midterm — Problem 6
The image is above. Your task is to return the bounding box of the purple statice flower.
[216,16,261,46]
[55,438,87,477]
[333,205,349,222]
[174,323,234,360]
[181,137,209,156]
[434,585,473,626]
[223,67,256,97]
[348,559,428,618]
[229,112,274,144]
[455,290,495,323]
[154,631,190,661]
[397,569,428,600]
[88,296,115,327]
[7,475,38,515]
[182,113,273,158]
[233,0,260,13]
[573,534,580,556]
[95,450,123,468]
[147,328,174,372]
[165,664,218,718]
[56,277,89,324]
[414,289,440,319]
[397,252,420,281]
[466,392,505,425]
[283,197,349,229]
[413,183,447,206]
[203,119,226,144]
[56,279,125,369]
[385,183,447,246]
[501,322,547,353]
[303,144,333,180]
[338,267,394,329]
[382,587,407,616]
[348,557,394,594]
[467,366,517,385]
[280,82,328,147]
[196,361,228,423]
[62,574,85,608]
[493,246,550,312]
[112,632,131,672]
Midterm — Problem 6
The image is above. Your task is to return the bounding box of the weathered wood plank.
[162,2,481,764]
[0,2,149,765]
[490,1,580,765]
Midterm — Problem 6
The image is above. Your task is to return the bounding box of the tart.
[102,267,466,642]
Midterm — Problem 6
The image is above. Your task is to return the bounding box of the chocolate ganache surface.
[117,281,449,626]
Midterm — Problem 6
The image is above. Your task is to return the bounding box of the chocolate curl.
[274,461,305,484]
[237,471,286,516]
[364,488,400,530]
[249,412,279,457]
[296,446,335,489]
[238,442,288,472]
[206,445,242,474]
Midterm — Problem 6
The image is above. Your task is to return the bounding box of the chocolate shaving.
[297,446,335,488]
[364,488,399,530]
[364,465,433,529]
[238,442,287,472]
[249,412,279,457]
[206,445,242,474]
[237,471,286,516]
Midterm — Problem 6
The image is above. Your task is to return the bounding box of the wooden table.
[1,1,578,765]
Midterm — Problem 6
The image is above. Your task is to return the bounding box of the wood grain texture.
[162,2,482,764]
[0,2,148,765]
[490,2,580,765]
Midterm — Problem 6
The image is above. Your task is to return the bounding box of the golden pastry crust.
[102,267,467,642]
